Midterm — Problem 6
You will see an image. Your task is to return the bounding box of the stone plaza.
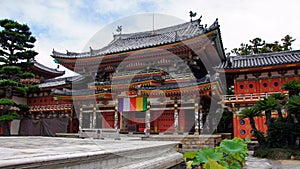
[0,136,182,169]
[2,136,300,169]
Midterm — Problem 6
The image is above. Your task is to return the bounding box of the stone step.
[118,152,183,169]
[143,134,222,153]
[247,141,259,151]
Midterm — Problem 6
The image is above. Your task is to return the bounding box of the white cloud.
[154,0,300,50]
[92,0,139,14]
[83,13,185,51]
[0,0,300,77]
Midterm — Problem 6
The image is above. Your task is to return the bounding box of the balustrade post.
[173,99,179,133]
[145,101,151,134]
[114,100,119,132]
[79,107,83,130]
[194,99,199,135]
[199,104,203,132]
[93,104,97,129]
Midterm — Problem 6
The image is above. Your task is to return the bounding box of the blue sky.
[1,0,300,76]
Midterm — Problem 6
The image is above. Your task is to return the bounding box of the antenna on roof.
[151,13,155,36]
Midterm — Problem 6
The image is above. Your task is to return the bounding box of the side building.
[0,61,79,136]
[217,50,300,138]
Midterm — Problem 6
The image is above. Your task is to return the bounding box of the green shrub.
[0,98,14,105]
[0,111,20,121]
[265,117,289,148]
[184,138,249,169]
[254,147,300,160]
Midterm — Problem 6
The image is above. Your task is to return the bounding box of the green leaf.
[220,139,246,154]
[218,160,229,169]
[203,158,226,169]
[228,161,242,169]
[287,95,300,114]
[244,138,251,143]
[282,80,300,96]
[183,151,196,159]
[240,107,262,119]
[195,148,223,163]
[185,161,193,169]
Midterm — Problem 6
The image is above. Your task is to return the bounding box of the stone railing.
[30,104,72,112]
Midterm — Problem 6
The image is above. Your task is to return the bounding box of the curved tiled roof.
[33,61,65,75]
[52,18,220,59]
[217,50,300,69]
[39,75,82,88]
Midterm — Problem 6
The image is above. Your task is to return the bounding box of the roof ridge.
[113,21,191,39]
[52,18,220,58]
[34,61,65,74]
[218,50,300,69]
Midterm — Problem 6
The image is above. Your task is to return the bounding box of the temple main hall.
[51,17,225,135]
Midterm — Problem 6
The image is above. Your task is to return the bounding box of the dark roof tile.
[52,19,220,58]
[216,50,300,69]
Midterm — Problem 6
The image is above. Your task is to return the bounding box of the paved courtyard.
[0,136,182,169]
[1,136,300,169]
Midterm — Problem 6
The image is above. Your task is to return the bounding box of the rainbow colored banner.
[118,97,147,112]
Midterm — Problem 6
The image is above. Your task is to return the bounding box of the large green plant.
[184,138,249,169]
[0,19,38,135]
[254,84,300,151]
[240,108,265,145]
[286,95,300,146]
[254,97,281,128]
[287,95,300,120]
[265,117,290,148]
[270,93,287,118]
[282,80,300,97]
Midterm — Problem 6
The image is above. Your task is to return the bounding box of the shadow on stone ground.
[171,151,300,169]
[246,151,300,169]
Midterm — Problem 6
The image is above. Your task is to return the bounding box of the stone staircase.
[142,134,223,153]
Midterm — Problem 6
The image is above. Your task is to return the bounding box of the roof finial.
[189,11,197,22]
[197,15,202,25]
[116,25,122,34]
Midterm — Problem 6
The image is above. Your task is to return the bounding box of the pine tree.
[0,19,38,135]
[231,35,295,56]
